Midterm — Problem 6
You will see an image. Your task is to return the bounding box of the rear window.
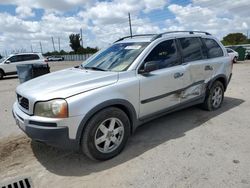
[203,38,224,58]
[178,37,204,63]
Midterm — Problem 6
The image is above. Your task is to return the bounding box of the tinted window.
[144,39,180,70]
[21,54,39,61]
[203,38,223,58]
[8,55,22,63]
[179,37,204,63]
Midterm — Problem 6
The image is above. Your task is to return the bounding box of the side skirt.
[136,95,205,127]
[5,71,17,76]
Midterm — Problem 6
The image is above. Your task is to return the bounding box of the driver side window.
[8,55,22,63]
[143,39,180,70]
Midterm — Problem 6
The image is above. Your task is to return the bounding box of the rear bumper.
[12,102,80,150]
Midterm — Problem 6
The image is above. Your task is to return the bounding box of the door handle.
[174,72,184,79]
[204,65,213,71]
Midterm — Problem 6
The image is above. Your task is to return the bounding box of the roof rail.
[114,34,156,43]
[151,31,211,41]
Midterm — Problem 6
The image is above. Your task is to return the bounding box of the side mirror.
[5,60,11,64]
[140,61,158,74]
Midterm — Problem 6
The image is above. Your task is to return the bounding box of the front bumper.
[12,102,80,150]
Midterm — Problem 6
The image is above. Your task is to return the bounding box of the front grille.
[17,94,29,110]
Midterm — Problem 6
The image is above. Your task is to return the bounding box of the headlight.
[34,99,68,118]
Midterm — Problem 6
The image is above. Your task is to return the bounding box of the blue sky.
[0,0,249,54]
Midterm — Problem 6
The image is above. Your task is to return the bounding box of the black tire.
[233,56,237,63]
[81,107,130,161]
[202,81,224,111]
[0,70,4,79]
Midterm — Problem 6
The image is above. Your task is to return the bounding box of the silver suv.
[12,31,233,160]
[0,53,46,79]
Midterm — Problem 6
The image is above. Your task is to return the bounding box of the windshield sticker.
[125,45,142,50]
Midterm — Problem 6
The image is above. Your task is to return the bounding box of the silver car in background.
[226,47,239,63]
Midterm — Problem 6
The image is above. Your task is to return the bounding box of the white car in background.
[0,53,47,79]
[47,56,64,61]
[226,48,239,63]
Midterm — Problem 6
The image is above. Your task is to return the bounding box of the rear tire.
[81,107,130,161]
[202,81,224,111]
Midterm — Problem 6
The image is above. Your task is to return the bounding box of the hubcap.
[211,86,223,108]
[94,118,124,153]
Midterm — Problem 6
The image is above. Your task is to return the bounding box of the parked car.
[47,56,64,61]
[13,31,232,160]
[0,53,47,79]
[226,48,239,63]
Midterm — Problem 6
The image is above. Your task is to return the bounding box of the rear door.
[201,38,225,78]
[138,39,188,118]
[177,37,210,102]
[19,54,41,65]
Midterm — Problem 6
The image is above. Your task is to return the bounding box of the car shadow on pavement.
[31,96,244,176]
[2,76,18,80]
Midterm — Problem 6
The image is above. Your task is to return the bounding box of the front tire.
[233,56,237,63]
[0,70,4,79]
[202,81,224,111]
[81,107,130,160]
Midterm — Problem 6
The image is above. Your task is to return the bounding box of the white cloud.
[0,0,250,55]
[16,6,35,18]
[167,3,250,39]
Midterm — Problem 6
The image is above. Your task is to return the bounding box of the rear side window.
[203,38,223,58]
[21,54,40,61]
[144,39,181,70]
[178,37,204,63]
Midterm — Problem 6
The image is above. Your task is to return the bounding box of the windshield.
[82,42,149,71]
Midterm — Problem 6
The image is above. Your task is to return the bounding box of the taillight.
[44,59,48,63]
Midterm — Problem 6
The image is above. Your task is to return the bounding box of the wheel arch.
[0,68,5,75]
[76,99,138,144]
[208,74,228,92]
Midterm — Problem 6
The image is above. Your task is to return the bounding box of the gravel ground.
[0,61,250,188]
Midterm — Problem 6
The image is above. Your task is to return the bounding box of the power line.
[58,37,61,51]
[51,37,55,51]
[80,28,83,47]
[39,42,43,54]
[128,13,133,37]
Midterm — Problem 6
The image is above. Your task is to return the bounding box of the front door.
[138,39,187,118]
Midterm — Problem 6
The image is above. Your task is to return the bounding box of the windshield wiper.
[84,66,106,71]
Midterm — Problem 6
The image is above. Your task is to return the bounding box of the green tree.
[69,34,81,52]
[221,33,248,45]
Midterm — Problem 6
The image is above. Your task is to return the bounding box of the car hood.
[16,67,119,100]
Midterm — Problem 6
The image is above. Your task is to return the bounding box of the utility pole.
[80,28,83,47]
[39,42,43,54]
[31,44,33,52]
[128,13,133,38]
[51,37,55,51]
[58,37,61,51]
